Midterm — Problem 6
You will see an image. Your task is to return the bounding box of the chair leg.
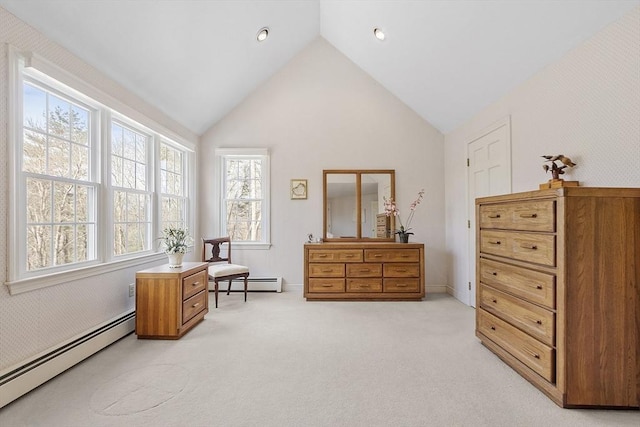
[214,281,219,308]
[227,279,232,295]
[244,276,248,302]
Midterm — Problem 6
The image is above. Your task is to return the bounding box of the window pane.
[54,225,75,265]
[123,129,135,160]
[23,130,46,173]
[23,84,46,131]
[111,157,123,187]
[76,185,89,222]
[48,95,71,139]
[48,137,70,177]
[136,164,146,190]
[113,190,126,222]
[71,144,89,180]
[53,182,75,223]
[27,178,51,223]
[27,225,51,269]
[71,105,89,145]
[122,159,135,189]
[111,123,123,156]
[136,135,146,163]
[114,224,126,255]
[76,224,88,262]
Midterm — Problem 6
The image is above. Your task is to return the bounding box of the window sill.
[5,252,167,295]
[233,242,272,250]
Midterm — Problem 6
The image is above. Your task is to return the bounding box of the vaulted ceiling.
[2,0,638,135]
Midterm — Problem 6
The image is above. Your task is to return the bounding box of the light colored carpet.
[1,291,638,426]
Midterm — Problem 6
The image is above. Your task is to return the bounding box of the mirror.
[323,169,395,241]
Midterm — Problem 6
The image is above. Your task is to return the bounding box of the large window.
[217,149,270,248]
[9,53,193,290]
[21,80,97,272]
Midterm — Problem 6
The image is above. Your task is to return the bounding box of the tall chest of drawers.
[476,187,640,408]
[136,262,209,339]
[304,242,425,301]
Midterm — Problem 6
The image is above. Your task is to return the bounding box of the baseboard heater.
[0,310,135,408]
[208,276,282,293]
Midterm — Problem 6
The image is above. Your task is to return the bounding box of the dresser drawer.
[347,279,382,292]
[480,285,555,346]
[480,200,555,232]
[384,263,420,277]
[182,270,207,300]
[383,278,420,293]
[478,309,555,382]
[308,249,362,263]
[365,249,420,263]
[346,264,382,277]
[479,259,556,309]
[182,291,207,324]
[308,278,345,293]
[309,263,345,277]
[481,230,555,266]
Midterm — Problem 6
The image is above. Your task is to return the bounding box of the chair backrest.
[202,237,233,264]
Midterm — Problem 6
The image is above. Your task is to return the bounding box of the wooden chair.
[202,237,250,308]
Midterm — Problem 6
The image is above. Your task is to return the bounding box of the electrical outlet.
[129,283,135,297]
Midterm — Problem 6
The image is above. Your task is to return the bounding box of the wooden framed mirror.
[323,169,395,241]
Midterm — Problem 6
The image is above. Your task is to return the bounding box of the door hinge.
[468,282,471,291]
[467,220,471,229]
[467,158,470,167]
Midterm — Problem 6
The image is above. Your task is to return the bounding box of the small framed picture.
[291,179,307,199]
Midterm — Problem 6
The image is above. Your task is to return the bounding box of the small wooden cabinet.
[135,262,209,339]
[304,242,425,301]
[476,187,640,408]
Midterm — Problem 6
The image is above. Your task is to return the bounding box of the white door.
[467,117,511,307]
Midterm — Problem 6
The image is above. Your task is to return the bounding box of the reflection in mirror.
[325,174,357,238]
[362,174,392,238]
[323,170,395,241]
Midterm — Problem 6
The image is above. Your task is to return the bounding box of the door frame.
[466,116,512,307]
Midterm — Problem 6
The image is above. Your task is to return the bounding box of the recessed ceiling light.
[257,27,269,42]
[373,28,385,41]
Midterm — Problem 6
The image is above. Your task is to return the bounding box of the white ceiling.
[2,0,638,135]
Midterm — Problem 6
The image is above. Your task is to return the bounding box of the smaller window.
[217,149,270,248]
[160,142,187,231]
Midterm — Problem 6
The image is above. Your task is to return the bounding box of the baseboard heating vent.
[209,276,282,292]
[0,310,135,408]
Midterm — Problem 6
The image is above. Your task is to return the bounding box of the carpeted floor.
[1,291,638,426]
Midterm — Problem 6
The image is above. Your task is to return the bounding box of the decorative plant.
[383,189,425,236]
[542,155,576,180]
[159,227,192,254]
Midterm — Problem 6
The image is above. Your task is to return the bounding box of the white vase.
[167,252,184,268]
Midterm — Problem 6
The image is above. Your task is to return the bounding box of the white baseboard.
[0,311,135,408]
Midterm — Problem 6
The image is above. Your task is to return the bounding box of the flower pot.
[398,233,410,243]
[167,253,184,268]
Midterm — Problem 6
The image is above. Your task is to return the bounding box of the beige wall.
[444,7,640,303]
[0,7,197,370]
[200,38,447,290]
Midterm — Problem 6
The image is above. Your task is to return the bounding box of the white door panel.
[467,117,511,307]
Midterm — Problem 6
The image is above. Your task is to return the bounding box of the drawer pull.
[490,326,496,331]
[321,269,334,273]
[192,282,200,287]
[523,348,541,359]
[359,284,370,288]
[535,320,542,325]
[401,255,410,258]
[491,298,497,303]
[360,269,371,273]
[520,243,538,250]
[536,285,543,290]
[488,214,501,219]
[192,302,201,308]
[519,213,538,218]
[395,269,408,273]
[321,284,334,288]
[373,254,383,258]
[344,254,354,258]
[491,271,498,276]
[488,241,501,245]
[396,283,408,287]
[317,254,328,258]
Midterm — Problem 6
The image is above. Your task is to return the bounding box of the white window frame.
[5,48,196,295]
[215,148,271,250]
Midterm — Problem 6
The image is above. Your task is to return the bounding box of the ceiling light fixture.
[257,27,269,42]
[373,28,385,41]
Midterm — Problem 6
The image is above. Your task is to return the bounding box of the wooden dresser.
[304,242,425,301]
[135,262,209,339]
[476,187,640,408]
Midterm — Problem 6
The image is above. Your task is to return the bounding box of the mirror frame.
[323,169,395,242]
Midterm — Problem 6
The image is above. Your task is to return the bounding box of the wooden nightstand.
[135,262,209,339]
